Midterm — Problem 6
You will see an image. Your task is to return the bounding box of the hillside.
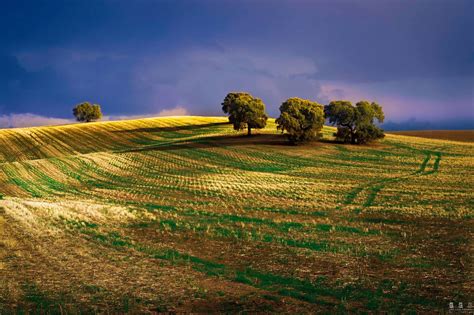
[0,116,473,312]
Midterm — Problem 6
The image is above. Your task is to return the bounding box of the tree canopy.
[73,102,103,122]
[221,92,267,135]
[324,100,385,144]
[276,97,325,144]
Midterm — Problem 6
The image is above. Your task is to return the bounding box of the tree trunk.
[247,125,252,136]
[350,128,355,144]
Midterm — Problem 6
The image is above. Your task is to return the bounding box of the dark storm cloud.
[0,0,472,128]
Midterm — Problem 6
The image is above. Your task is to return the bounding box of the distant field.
[389,130,474,142]
[0,116,472,313]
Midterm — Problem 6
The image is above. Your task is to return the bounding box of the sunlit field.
[0,116,472,312]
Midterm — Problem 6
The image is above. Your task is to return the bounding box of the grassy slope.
[0,116,473,312]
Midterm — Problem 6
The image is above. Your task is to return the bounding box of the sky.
[1,0,473,129]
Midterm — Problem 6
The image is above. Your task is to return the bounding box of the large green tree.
[221,92,267,136]
[324,100,385,144]
[276,97,325,144]
[73,102,103,122]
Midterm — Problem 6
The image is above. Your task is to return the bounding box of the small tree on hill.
[324,100,385,144]
[73,102,103,122]
[221,92,267,136]
[276,97,325,144]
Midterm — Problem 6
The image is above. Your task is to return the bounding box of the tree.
[73,102,103,122]
[324,100,385,144]
[275,97,325,144]
[221,92,267,136]
[221,92,251,114]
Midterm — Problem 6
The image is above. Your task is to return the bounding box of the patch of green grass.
[83,284,106,294]
[7,174,43,198]
[144,204,177,212]
[63,218,99,230]
[23,283,56,310]
[262,294,280,302]
[21,283,89,313]
[375,249,401,262]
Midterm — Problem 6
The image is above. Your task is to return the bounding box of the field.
[0,116,472,313]
[389,130,474,143]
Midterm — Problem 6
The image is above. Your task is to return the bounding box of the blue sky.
[1,0,473,128]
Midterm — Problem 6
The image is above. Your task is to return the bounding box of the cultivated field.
[0,116,472,312]
[389,130,474,143]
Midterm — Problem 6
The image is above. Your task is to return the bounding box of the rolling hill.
[0,116,472,312]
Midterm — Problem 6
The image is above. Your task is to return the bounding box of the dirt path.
[342,147,442,212]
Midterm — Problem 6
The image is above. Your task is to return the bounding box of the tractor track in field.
[342,148,442,211]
